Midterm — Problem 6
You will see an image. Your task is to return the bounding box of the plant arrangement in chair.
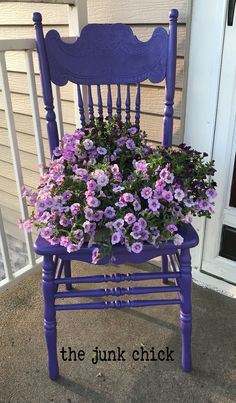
[19,116,217,263]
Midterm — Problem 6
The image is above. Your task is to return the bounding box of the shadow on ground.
[0,261,236,403]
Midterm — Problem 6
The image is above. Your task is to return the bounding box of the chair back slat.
[97,85,103,121]
[77,85,86,128]
[87,85,94,121]
[135,83,141,126]
[107,84,112,118]
[116,84,121,121]
[125,84,131,122]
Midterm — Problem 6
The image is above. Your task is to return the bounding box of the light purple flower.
[206,188,217,199]
[87,196,100,208]
[104,206,116,219]
[67,244,80,253]
[165,172,175,184]
[40,226,53,239]
[92,247,100,264]
[140,230,149,241]
[131,242,143,254]
[159,168,169,181]
[198,199,211,211]
[174,188,185,202]
[70,203,80,215]
[133,200,141,211]
[167,224,178,233]
[84,207,94,221]
[111,164,119,175]
[184,199,194,208]
[87,180,97,191]
[113,185,125,193]
[97,147,107,155]
[59,216,71,227]
[83,139,94,150]
[141,187,153,199]
[60,236,72,248]
[113,219,124,231]
[124,213,136,225]
[132,222,142,233]
[162,190,174,202]
[123,193,134,203]
[111,231,121,245]
[130,232,142,240]
[128,127,138,135]
[97,174,109,187]
[135,160,148,173]
[138,218,147,229]
[92,210,103,222]
[126,139,136,150]
[148,198,161,211]
[173,234,184,246]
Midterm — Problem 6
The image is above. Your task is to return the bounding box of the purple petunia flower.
[123,193,134,203]
[133,200,141,211]
[40,226,53,239]
[87,196,100,208]
[83,139,94,150]
[87,180,97,191]
[97,174,109,187]
[198,199,211,211]
[111,231,121,245]
[126,139,136,150]
[104,206,116,219]
[97,147,107,155]
[92,247,100,264]
[92,210,104,222]
[138,217,147,229]
[111,164,119,175]
[174,188,185,202]
[70,203,81,215]
[206,188,217,199]
[84,207,94,221]
[148,198,161,212]
[128,127,138,135]
[113,219,124,231]
[135,160,148,173]
[166,224,178,233]
[59,216,71,227]
[162,190,174,202]
[124,213,136,225]
[130,232,142,240]
[60,236,72,248]
[141,187,153,199]
[67,243,80,253]
[131,242,143,254]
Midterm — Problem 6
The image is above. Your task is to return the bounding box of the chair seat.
[34,224,199,265]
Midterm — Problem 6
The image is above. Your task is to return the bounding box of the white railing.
[0,0,88,291]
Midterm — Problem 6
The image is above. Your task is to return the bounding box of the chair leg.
[179,248,192,372]
[64,260,72,291]
[162,255,168,284]
[42,255,59,380]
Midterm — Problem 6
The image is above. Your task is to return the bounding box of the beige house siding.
[0,0,190,240]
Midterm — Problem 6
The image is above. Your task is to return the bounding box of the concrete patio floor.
[1,261,236,403]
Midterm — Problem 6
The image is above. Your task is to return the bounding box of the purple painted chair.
[33,9,199,380]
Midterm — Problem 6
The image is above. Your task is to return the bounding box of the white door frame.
[184,0,236,297]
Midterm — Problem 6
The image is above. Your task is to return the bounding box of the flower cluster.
[19,117,217,264]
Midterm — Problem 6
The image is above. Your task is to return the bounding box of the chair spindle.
[107,84,112,118]
[116,84,122,121]
[77,84,86,128]
[87,85,94,122]
[135,82,141,126]
[97,85,103,121]
[125,84,131,122]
